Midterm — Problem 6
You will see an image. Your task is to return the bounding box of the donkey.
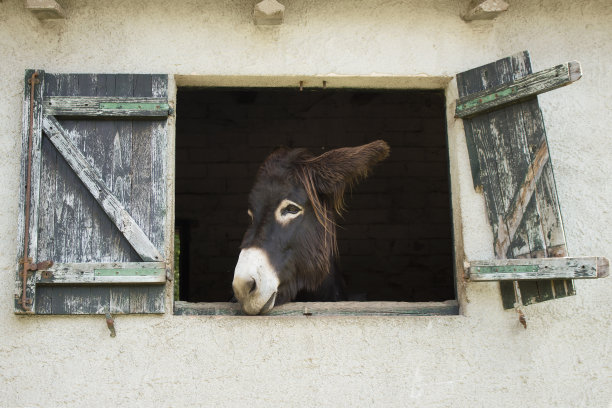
[232,140,390,315]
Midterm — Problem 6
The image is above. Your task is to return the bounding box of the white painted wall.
[1,0,611,406]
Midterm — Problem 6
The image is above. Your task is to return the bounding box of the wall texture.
[0,0,610,407]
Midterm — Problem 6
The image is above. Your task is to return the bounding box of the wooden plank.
[501,56,552,304]
[37,73,60,264]
[110,287,131,314]
[15,69,45,313]
[130,75,156,260]
[455,61,582,118]
[84,74,107,263]
[129,286,147,313]
[89,286,111,314]
[41,116,163,262]
[35,286,53,314]
[37,137,59,262]
[513,196,549,304]
[462,116,482,189]
[37,73,63,268]
[43,96,170,117]
[53,74,84,263]
[87,74,135,262]
[36,285,163,314]
[149,74,168,253]
[466,257,609,281]
[36,262,166,284]
[145,285,166,313]
[95,268,163,277]
[470,114,508,246]
[174,301,459,316]
[51,286,68,314]
[70,286,92,313]
[26,70,45,267]
[110,74,139,262]
[76,74,98,263]
[484,63,526,217]
[517,97,572,301]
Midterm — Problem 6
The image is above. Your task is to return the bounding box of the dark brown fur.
[240,140,390,304]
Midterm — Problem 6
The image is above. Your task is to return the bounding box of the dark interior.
[175,88,455,302]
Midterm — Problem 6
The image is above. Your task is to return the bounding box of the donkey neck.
[294,257,346,302]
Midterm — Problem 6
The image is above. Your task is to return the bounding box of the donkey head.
[232,140,390,315]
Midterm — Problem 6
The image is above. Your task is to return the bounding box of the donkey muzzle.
[232,247,280,315]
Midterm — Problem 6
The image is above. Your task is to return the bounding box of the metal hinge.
[19,258,53,273]
[18,257,53,311]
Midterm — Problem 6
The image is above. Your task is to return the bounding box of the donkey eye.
[282,204,301,215]
[275,199,303,225]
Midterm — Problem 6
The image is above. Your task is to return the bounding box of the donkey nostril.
[249,279,257,294]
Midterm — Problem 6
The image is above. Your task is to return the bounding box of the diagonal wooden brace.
[42,115,163,262]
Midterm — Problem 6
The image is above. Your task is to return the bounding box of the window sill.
[173,300,459,316]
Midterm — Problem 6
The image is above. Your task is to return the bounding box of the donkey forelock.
[233,140,390,315]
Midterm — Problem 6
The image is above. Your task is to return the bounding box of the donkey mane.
[297,142,391,253]
[255,141,390,294]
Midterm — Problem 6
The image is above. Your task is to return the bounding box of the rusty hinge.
[18,257,53,310]
[105,308,116,338]
[20,258,53,273]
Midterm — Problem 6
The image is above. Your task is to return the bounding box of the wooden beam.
[42,115,163,262]
[43,96,171,117]
[466,257,609,281]
[36,262,166,284]
[174,300,459,316]
[462,0,508,21]
[25,0,65,20]
[455,61,582,118]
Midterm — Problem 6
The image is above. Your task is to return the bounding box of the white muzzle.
[232,248,280,315]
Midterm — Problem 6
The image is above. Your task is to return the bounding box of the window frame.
[169,76,462,317]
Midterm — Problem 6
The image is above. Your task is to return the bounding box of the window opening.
[174,88,455,304]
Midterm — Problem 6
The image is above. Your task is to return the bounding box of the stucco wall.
[1,0,611,407]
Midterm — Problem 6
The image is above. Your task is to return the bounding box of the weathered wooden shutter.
[16,70,171,314]
[455,52,608,309]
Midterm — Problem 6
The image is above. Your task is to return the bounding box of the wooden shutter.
[455,52,608,309]
[16,70,171,314]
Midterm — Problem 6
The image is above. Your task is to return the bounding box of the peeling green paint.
[99,102,169,110]
[94,268,164,277]
[475,264,539,274]
[456,87,515,112]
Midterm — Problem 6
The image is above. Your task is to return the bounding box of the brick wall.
[176,89,454,302]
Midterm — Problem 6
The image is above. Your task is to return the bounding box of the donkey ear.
[298,140,390,212]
